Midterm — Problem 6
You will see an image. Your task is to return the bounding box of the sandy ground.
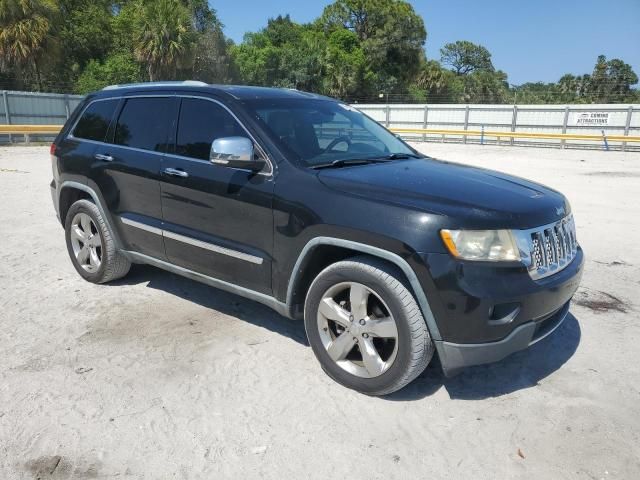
[0,143,639,480]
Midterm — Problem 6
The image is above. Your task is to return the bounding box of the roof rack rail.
[102,80,208,90]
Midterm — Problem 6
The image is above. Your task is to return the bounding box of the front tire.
[304,256,434,396]
[64,199,131,284]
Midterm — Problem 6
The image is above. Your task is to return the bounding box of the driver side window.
[175,98,246,161]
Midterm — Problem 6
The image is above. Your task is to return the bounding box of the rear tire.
[65,199,131,283]
[304,256,434,396]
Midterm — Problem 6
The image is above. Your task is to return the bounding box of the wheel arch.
[58,181,123,249]
[58,186,91,225]
[286,237,442,341]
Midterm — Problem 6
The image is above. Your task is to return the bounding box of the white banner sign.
[571,112,610,126]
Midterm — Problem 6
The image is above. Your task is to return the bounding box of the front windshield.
[244,99,417,167]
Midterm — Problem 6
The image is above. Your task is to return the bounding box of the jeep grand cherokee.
[50,82,584,395]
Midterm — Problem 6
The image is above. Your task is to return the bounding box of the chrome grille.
[523,215,578,280]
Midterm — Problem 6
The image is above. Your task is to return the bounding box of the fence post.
[422,105,428,143]
[601,130,609,151]
[622,105,632,152]
[463,105,469,144]
[510,105,518,146]
[2,90,12,144]
[385,104,390,128]
[63,94,71,120]
[560,106,570,149]
[480,125,485,145]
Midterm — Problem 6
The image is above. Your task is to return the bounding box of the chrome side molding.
[120,216,264,265]
[121,217,162,235]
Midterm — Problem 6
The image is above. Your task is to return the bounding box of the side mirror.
[210,136,266,172]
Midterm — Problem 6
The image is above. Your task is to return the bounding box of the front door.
[159,97,274,294]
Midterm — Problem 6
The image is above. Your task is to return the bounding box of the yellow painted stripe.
[1,124,639,143]
[390,127,640,143]
[0,125,62,134]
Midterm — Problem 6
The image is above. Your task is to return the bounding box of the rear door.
[60,97,120,187]
[159,96,274,294]
[89,95,178,260]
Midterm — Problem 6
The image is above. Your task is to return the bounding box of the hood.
[317,158,570,229]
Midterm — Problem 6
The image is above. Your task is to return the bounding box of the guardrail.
[0,124,62,144]
[389,127,640,151]
[357,103,640,151]
[2,124,640,149]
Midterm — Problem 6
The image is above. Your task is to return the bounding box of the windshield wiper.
[309,158,394,170]
[309,153,423,170]
[382,152,423,159]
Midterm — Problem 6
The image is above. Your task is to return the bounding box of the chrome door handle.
[163,167,189,178]
[94,153,114,162]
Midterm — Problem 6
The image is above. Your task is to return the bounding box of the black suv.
[50,82,584,395]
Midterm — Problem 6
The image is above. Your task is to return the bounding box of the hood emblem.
[556,206,565,216]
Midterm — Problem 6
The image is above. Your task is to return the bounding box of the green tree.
[134,0,197,81]
[75,52,142,93]
[58,0,113,69]
[512,82,557,104]
[192,29,236,84]
[185,0,220,32]
[231,16,325,91]
[320,0,426,92]
[231,31,278,86]
[231,17,293,86]
[0,0,59,90]
[184,1,236,83]
[588,55,638,102]
[279,28,325,91]
[110,1,139,55]
[460,69,508,103]
[557,74,591,102]
[413,60,458,103]
[323,29,365,98]
[440,40,494,75]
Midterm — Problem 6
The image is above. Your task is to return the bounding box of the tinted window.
[176,98,245,160]
[114,97,174,152]
[245,99,415,167]
[73,99,118,141]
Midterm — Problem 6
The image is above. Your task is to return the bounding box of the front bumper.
[415,246,584,376]
[436,300,570,376]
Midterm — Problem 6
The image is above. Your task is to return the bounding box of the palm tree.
[0,0,59,91]
[414,60,456,103]
[415,61,448,91]
[134,0,197,81]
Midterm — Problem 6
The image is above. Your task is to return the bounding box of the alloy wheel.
[316,282,399,378]
[69,212,103,273]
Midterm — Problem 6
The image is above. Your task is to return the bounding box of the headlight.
[440,229,520,261]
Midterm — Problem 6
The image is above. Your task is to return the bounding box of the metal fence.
[354,103,640,151]
[1,90,83,143]
[1,90,639,150]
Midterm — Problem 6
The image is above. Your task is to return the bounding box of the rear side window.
[72,99,118,141]
[114,97,174,152]
[175,98,245,160]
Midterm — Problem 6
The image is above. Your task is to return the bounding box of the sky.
[212,0,640,86]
